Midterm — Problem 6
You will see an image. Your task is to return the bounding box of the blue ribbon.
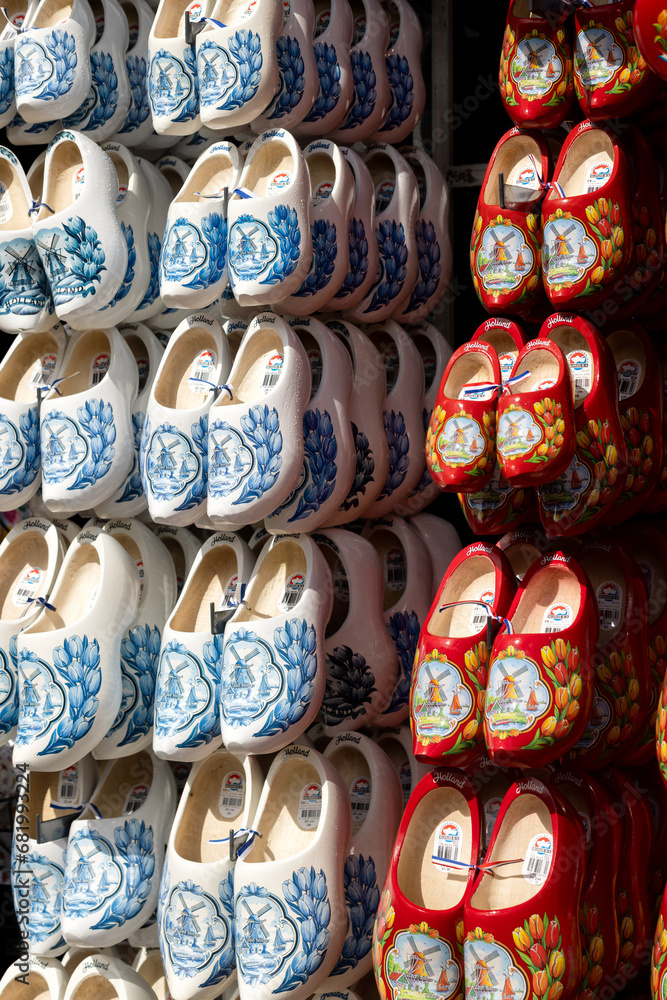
[438,599,513,635]
[233,187,254,200]
[28,200,54,216]
[209,827,261,858]
[26,595,56,612]
[189,14,227,27]
[188,377,233,399]
[37,371,80,397]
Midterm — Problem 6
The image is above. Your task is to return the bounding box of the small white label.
[585,160,612,193]
[381,343,399,391]
[13,566,43,607]
[56,764,79,806]
[432,820,463,872]
[128,19,138,44]
[617,358,642,400]
[116,184,127,204]
[566,350,592,401]
[398,758,411,806]
[312,179,334,206]
[85,585,98,614]
[240,0,257,18]
[596,580,621,631]
[219,770,244,819]
[72,165,85,201]
[458,383,494,401]
[498,352,516,384]
[542,602,573,633]
[307,348,322,397]
[262,353,283,393]
[522,833,553,885]
[189,349,216,392]
[30,352,58,388]
[333,558,349,603]
[89,351,110,387]
[279,572,305,611]
[484,796,503,845]
[314,7,330,35]
[349,775,371,826]
[469,590,494,632]
[122,782,149,815]
[267,171,291,193]
[353,11,366,43]
[375,178,395,213]
[536,377,557,390]
[0,186,13,225]
[136,559,145,601]
[220,574,239,609]
[384,546,406,592]
[298,782,321,829]
[136,356,149,393]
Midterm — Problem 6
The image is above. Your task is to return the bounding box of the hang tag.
[566,350,592,402]
[136,356,150,393]
[522,833,553,885]
[384,546,406,592]
[220,574,239,609]
[56,764,79,807]
[541,602,573,633]
[498,352,516,384]
[432,820,463,873]
[189,349,216,392]
[219,770,244,819]
[30,353,58,389]
[267,171,291,193]
[261,353,283,393]
[89,351,110,387]
[278,572,305,611]
[617,358,642,400]
[298,782,322,829]
[349,776,371,827]
[595,580,622,631]
[122,782,149,815]
[312,180,334,207]
[12,566,43,607]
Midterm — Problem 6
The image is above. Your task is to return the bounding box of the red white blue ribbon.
[462,370,531,398]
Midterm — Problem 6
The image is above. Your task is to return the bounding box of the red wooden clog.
[372,768,482,1000]
[624,762,667,921]
[603,320,664,525]
[633,0,667,82]
[535,312,627,538]
[469,754,521,863]
[499,1,575,130]
[641,337,667,513]
[458,467,533,538]
[426,342,500,494]
[469,316,529,387]
[470,127,549,315]
[410,542,516,769]
[541,120,634,312]
[484,550,597,769]
[497,338,576,488]
[464,776,585,1000]
[496,524,550,582]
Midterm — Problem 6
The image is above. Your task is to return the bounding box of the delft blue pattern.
[293,220,337,297]
[208,420,254,498]
[379,53,414,133]
[154,636,222,749]
[0,408,40,497]
[229,405,282,507]
[334,217,369,299]
[62,50,119,132]
[174,415,208,513]
[161,873,234,984]
[102,223,135,310]
[0,238,52,317]
[137,232,161,311]
[34,216,106,305]
[331,853,378,978]
[161,217,207,283]
[141,416,207,513]
[288,409,337,522]
[15,30,76,101]
[275,867,331,993]
[149,47,198,123]
[322,645,375,726]
[383,609,420,716]
[8,113,55,133]
[41,400,116,492]
[252,619,317,740]
[235,882,299,987]
[182,215,227,291]
[364,220,407,314]
[24,850,65,945]
[116,411,145,504]
[267,35,305,120]
[199,31,262,113]
[0,644,16,736]
[109,624,161,747]
[16,636,101,756]
[339,50,376,130]
[376,410,408,502]
[407,219,441,313]
[229,207,300,288]
[303,42,340,122]
[340,423,374,512]
[222,627,284,726]
[260,206,301,285]
[119,55,149,134]
[0,46,15,118]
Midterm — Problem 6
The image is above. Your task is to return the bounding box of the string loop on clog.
[37,372,81,398]
[209,826,261,861]
[50,800,103,818]
[438,599,512,648]
[431,855,525,877]
[461,370,531,398]
[188,377,233,399]
[28,200,54,216]
[26,595,56,611]
[233,187,254,200]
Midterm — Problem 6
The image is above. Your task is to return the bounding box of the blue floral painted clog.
[130,157,172,323]
[328,146,379,314]
[148,0,214,136]
[113,0,154,148]
[296,0,354,139]
[328,0,391,144]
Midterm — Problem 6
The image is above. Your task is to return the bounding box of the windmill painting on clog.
[296,0,354,138]
[148,0,212,135]
[0,0,29,131]
[250,0,319,133]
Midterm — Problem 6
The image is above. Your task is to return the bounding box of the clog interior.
[135,952,169,999]
[306,151,336,206]
[232,540,307,620]
[556,783,592,853]
[0,0,28,33]
[471,794,553,908]
[27,159,44,202]
[317,541,349,635]
[175,752,247,863]
[443,350,495,401]
[68,979,121,1000]
[329,322,357,376]
[32,0,73,30]
[365,151,396,214]
[379,0,400,41]
[553,129,614,199]
[606,328,647,395]
[239,142,295,198]
[0,531,50,623]
[22,539,99,633]
[396,786,472,909]
[38,139,86,221]
[545,323,594,408]
[366,529,406,611]
[0,157,30,230]
[176,149,238,202]
[55,329,112,396]
[577,549,626,647]
[123,333,153,393]
[367,328,400,395]
[108,530,146,610]
[159,161,185,197]
[212,325,285,407]
[0,330,62,402]
[405,153,427,211]
[326,745,371,835]
[502,541,541,581]
[105,149,130,203]
[153,327,220,409]
[83,750,153,819]
[374,733,408,781]
[412,331,438,395]
[512,347,561,394]
[508,564,581,633]
[482,134,542,206]
[170,543,238,631]
[429,554,496,638]
[0,973,52,1000]
[245,757,325,862]
[26,769,80,837]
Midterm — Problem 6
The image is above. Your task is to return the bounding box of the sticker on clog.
[398,757,411,806]
[136,356,149,392]
[484,796,503,847]
[506,160,538,191]
[186,0,203,18]
[585,160,613,194]
[497,408,543,458]
[470,590,494,631]
[219,770,244,818]
[279,572,305,611]
[375,178,395,213]
[617,358,642,400]
[0,186,12,225]
[298,782,321,829]
[511,35,563,99]
[575,27,623,90]
[72,166,85,201]
[13,566,43,607]
[314,7,330,36]
[381,342,399,390]
[349,775,371,826]
[384,546,406,592]
[9,10,25,27]
[94,11,104,41]
[333,558,349,602]
[536,378,556,390]
[122,782,149,814]
[30,353,58,388]
[128,20,138,45]
[542,602,573,632]
[262,353,283,392]
[522,833,553,885]
[240,0,257,18]
[312,180,334,207]
[477,221,534,292]
[307,348,322,396]
[189,349,216,393]
[596,580,622,631]
[267,171,291,193]
[90,352,110,387]
[566,349,592,401]
[220,574,239,608]
[542,216,597,288]
[136,558,145,600]
[431,819,462,872]
[116,184,127,204]
[55,764,79,806]
[498,352,516,384]
[353,12,366,43]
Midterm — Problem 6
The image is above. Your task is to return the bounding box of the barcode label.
[469,591,494,633]
[278,573,305,612]
[384,547,406,593]
[298,783,322,829]
[262,353,283,393]
[596,580,621,631]
[541,602,572,633]
[56,766,79,807]
[90,352,110,387]
[522,833,552,885]
[566,345,593,402]
[432,820,462,873]
[617,358,642,401]
[122,782,149,815]
[12,567,43,608]
[349,776,371,828]
[190,349,217,393]
[219,770,244,819]
[469,612,487,629]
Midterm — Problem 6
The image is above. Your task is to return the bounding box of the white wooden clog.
[296,0,354,138]
[148,0,212,135]
[328,0,390,143]
[152,523,200,596]
[250,0,318,133]
[327,146,378,313]
[0,956,68,999]
[371,0,425,144]
[114,0,154,147]
[131,156,172,321]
